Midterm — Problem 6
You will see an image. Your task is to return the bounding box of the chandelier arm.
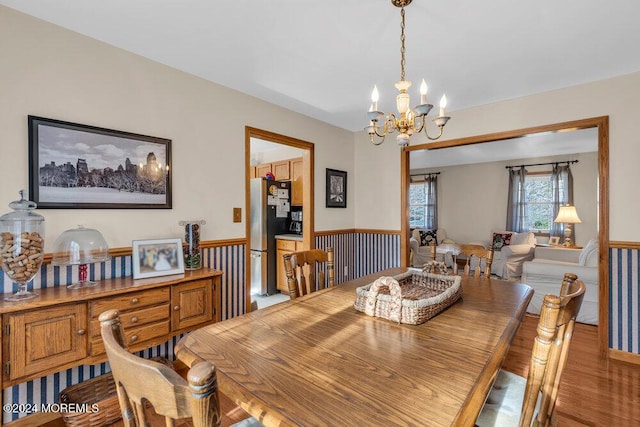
[423,124,445,141]
[369,133,386,145]
[413,114,426,134]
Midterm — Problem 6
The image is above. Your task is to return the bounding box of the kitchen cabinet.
[290,157,303,206]
[272,160,291,180]
[255,163,272,178]
[276,238,304,293]
[1,268,221,388]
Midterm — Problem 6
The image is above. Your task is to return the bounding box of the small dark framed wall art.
[28,115,172,209]
[326,168,347,208]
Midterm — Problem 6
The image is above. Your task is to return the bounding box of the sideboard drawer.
[90,319,171,356]
[89,304,170,338]
[90,288,169,317]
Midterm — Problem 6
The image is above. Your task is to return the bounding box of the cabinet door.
[7,304,88,381]
[255,163,272,178]
[291,157,303,206]
[272,160,291,180]
[171,279,213,331]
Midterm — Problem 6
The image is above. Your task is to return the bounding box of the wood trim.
[401,116,610,358]
[40,239,247,264]
[597,116,610,359]
[4,412,62,427]
[314,229,401,236]
[610,241,640,249]
[609,348,640,365]
[245,127,315,313]
[406,116,609,152]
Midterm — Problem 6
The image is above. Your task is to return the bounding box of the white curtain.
[550,164,574,239]
[506,166,527,232]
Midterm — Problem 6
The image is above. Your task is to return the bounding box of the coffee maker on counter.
[289,210,303,234]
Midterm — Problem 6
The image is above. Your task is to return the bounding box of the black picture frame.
[326,168,347,208]
[28,116,172,209]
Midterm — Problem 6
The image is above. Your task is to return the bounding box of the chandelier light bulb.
[439,94,448,117]
[420,79,428,105]
[371,85,379,111]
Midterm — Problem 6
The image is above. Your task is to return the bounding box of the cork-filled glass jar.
[0,190,45,301]
[179,220,205,270]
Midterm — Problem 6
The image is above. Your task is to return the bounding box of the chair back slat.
[99,309,221,427]
[519,273,586,426]
[459,244,494,278]
[284,247,335,299]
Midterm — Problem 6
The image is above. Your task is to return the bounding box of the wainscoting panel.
[315,232,354,283]
[202,243,246,320]
[315,230,401,282]
[610,246,640,354]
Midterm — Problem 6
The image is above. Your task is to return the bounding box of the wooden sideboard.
[0,268,221,388]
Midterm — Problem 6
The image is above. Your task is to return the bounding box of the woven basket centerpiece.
[354,268,462,325]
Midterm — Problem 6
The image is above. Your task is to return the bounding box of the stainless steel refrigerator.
[250,178,290,295]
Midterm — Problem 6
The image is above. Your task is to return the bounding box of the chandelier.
[366,0,450,147]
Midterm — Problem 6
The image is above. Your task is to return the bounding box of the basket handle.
[365,276,402,323]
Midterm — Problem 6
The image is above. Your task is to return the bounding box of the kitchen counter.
[275,234,303,241]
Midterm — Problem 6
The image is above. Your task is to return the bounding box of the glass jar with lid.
[179,220,205,270]
[0,190,45,301]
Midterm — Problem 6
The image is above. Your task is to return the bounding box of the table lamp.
[554,205,582,247]
[52,225,110,289]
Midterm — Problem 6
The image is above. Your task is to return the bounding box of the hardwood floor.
[503,314,640,426]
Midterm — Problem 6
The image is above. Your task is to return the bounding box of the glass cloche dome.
[52,225,110,289]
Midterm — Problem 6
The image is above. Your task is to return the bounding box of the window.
[409,178,437,228]
[523,173,566,233]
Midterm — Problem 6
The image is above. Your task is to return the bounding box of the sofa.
[409,228,454,267]
[521,239,599,325]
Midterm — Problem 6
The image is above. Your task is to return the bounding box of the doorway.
[400,116,610,357]
[245,127,315,313]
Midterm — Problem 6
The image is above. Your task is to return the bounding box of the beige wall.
[0,6,355,251]
[355,71,640,242]
[412,151,598,246]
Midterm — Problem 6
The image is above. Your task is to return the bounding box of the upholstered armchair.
[484,231,537,279]
[409,228,454,267]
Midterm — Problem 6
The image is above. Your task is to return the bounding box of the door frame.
[400,116,609,357]
[245,127,315,312]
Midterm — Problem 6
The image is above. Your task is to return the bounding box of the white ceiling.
[2,0,640,134]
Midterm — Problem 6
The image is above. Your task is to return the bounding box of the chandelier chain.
[400,6,406,82]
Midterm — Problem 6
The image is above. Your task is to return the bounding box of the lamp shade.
[52,226,110,266]
[554,205,582,224]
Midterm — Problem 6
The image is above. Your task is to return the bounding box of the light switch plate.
[233,207,242,223]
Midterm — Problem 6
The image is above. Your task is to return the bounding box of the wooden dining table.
[175,267,533,427]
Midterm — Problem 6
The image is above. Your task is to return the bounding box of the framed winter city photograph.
[132,238,184,279]
[326,168,347,208]
[28,115,172,209]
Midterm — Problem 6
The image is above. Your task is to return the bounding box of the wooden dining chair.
[459,244,495,278]
[283,247,335,299]
[476,273,586,427]
[99,309,261,427]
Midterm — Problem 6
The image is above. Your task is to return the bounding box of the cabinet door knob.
[131,298,139,305]
[131,316,138,323]
[130,335,138,343]
[174,305,180,311]
[77,329,86,336]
